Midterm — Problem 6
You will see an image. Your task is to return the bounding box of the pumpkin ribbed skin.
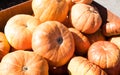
[70,3,102,34]
[88,41,120,69]
[68,28,90,56]
[0,32,10,60]
[92,2,120,37]
[68,56,107,75]
[32,21,75,67]
[0,50,49,75]
[4,14,40,50]
[32,0,69,23]
[102,11,120,37]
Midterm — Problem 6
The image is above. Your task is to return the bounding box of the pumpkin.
[4,14,41,50]
[92,1,120,37]
[69,3,102,34]
[32,21,75,67]
[32,0,69,23]
[68,28,90,56]
[0,32,10,60]
[68,56,107,75]
[88,41,120,69]
[72,0,93,4]
[0,50,49,75]
[85,29,106,44]
[102,11,120,37]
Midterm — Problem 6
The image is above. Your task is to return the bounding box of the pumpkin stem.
[57,37,63,44]
[23,66,28,71]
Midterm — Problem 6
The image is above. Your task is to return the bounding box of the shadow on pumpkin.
[92,1,108,26]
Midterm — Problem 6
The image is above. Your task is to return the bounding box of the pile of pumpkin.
[0,0,120,75]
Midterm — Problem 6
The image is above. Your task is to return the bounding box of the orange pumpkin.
[69,3,102,34]
[72,0,93,4]
[102,11,120,37]
[0,32,10,60]
[0,50,49,75]
[88,41,120,69]
[92,1,120,37]
[68,28,90,56]
[32,0,69,23]
[68,56,107,75]
[4,14,41,50]
[32,21,75,67]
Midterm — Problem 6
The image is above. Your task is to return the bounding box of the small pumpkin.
[32,21,75,67]
[68,56,107,75]
[72,0,93,4]
[0,32,10,60]
[102,11,120,37]
[69,3,102,34]
[32,0,69,23]
[68,28,90,56]
[92,1,120,37]
[88,41,120,69]
[4,14,41,50]
[0,50,49,75]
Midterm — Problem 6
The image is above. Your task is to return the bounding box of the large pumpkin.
[0,50,49,75]
[32,0,69,23]
[68,28,90,56]
[88,41,120,74]
[4,14,41,50]
[69,3,102,34]
[0,32,10,60]
[32,21,75,67]
[68,56,107,75]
